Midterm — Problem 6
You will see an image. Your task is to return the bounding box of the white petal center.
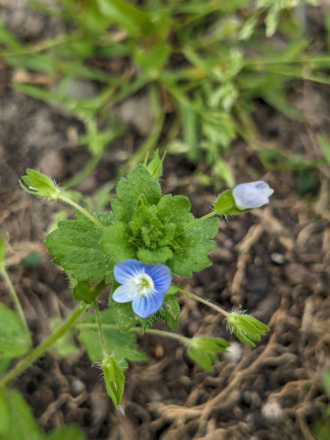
[133,273,154,296]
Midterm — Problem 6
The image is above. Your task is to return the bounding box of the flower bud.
[144,150,165,180]
[226,311,270,347]
[232,181,274,210]
[102,357,125,407]
[19,169,61,200]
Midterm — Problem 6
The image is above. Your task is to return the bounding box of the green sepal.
[102,357,125,408]
[19,169,61,200]
[144,150,166,180]
[227,312,270,346]
[46,216,114,283]
[188,336,230,372]
[213,189,249,215]
[72,280,94,304]
[227,312,270,335]
[99,222,136,263]
[111,165,161,223]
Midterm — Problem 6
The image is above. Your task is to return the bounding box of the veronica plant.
[0,152,273,413]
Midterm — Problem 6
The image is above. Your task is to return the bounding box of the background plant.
[1,0,329,191]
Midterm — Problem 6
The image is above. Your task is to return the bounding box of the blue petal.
[144,263,172,294]
[232,182,270,210]
[114,259,145,284]
[132,292,164,318]
[112,283,138,303]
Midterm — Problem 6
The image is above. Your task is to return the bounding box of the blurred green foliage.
[0,0,329,189]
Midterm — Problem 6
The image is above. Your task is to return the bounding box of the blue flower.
[112,259,172,318]
[232,181,274,210]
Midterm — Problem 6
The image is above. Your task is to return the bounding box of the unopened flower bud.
[20,169,61,200]
[232,181,274,210]
[102,357,125,408]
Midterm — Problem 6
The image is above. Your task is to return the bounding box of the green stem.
[58,195,105,230]
[184,211,216,231]
[92,298,109,358]
[174,285,229,317]
[0,302,89,388]
[0,267,32,347]
[76,323,191,345]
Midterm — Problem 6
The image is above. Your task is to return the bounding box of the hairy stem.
[0,267,32,347]
[174,285,229,317]
[58,195,105,230]
[0,302,89,388]
[184,211,216,231]
[92,298,109,358]
[76,323,191,345]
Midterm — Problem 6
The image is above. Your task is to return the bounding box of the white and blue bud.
[112,259,172,318]
[232,181,274,210]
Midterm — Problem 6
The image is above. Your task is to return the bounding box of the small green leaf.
[0,389,10,436]
[149,295,180,330]
[7,390,43,440]
[97,0,154,38]
[0,356,11,375]
[78,309,148,367]
[99,222,136,263]
[0,233,6,266]
[168,217,219,277]
[72,280,94,304]
[20,169,61,200]
[46,217,114,282]
[46,424,86,440]
[323,372,330,399]
[157,195,194,231]
[134,42,171,79]
[226,312,269,346]
[111,165,161,223]
[0,303,30,358]
[102,356,125,408]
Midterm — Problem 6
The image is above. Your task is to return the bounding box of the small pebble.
[261,400,283,422]
[270,252,286,265]
[225,342,243,365]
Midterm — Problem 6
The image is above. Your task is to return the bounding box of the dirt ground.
[1,4,330,440]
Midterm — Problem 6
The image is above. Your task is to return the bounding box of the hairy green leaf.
[149,295,180,330]
[6,390,43,440]
[168,217,219,277]
[78,309,148,367]
[46,217,114,282]
[99,222,136,263]
[72,280,94,304]
[157,195,194,231]
[0,303,30,358]
[111,165,161,223]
